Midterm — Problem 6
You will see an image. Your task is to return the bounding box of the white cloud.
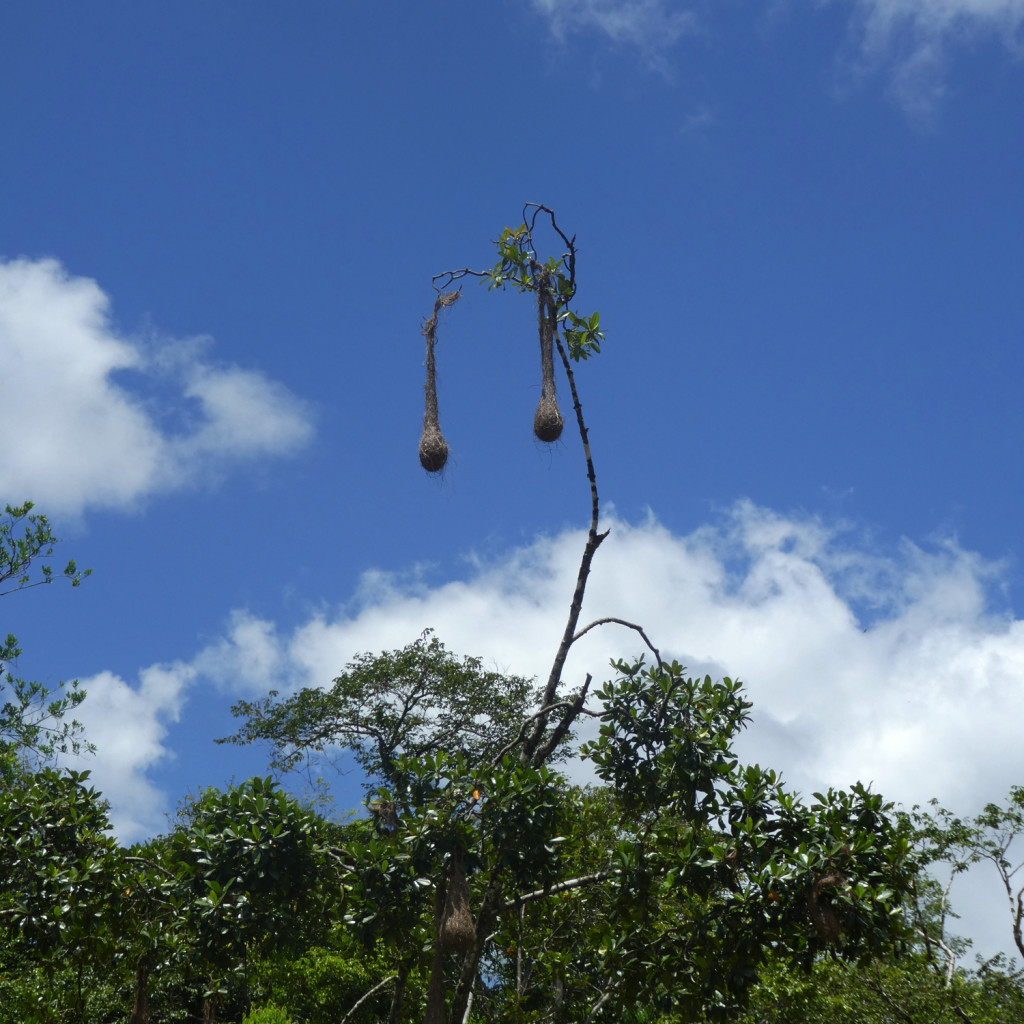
[192,609,293,695]
[0,257,314,517]
[526,0,700,60]
[523,0,1024,119]
[65,662,194,840]
[81,502,1024,954]
[162,502,1024,816]
[831,0,1024,119]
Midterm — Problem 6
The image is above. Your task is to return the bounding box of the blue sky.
[3,0,1024,959]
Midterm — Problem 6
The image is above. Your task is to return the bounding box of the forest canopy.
[3,211,1023,1024]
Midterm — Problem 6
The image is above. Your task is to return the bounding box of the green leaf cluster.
[486,223,604,361]
[1,501,92,765]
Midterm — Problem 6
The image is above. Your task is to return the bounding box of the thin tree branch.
[584,987,614,1022]
[861,975,917,1024]
[340,974,398,1024]
[523,322,607,765]
[532,673,595,767]
[504,868,617,913]
[570,617,663,668]
[123,855,179,882]
[460,987,475,1024]
[492,696,598,766]
[431,268,488,293]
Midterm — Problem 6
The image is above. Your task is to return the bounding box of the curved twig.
[524,202,577,298]
[431,268,488,293]
[570,617,663,669]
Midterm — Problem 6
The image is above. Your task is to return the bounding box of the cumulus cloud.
[109,501,1024,814]
[0,257,314,516]
[65,661,194,839]
[82,502,1024,951]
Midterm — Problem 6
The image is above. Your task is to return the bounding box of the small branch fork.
[431,267,487,293]
[491,686,599,767]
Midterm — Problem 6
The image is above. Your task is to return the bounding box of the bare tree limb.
[460,987,475,1024]
[523,323,607,766]
[570,617,663,668]
[503,868,617,913]
[584,987,614,1022]
[340,974,398,1024]
[532,673,595,767]
[491,695,598,766]
[431,268,488,293]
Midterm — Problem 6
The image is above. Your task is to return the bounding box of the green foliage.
[225,638,917,1021]
[730,951,1024,1024]
[252,940,393,1024]
[241,1002,295,1024]
[0,776,353,1024]
[583,657,751,817]
[0,764,122,1023]
[486,660,914,1020]
[0,501,90,596]
[221,630,539,787]
[0,765,117,953]
[486,216,605,361]
[0,501,92,764]
[157,775,344,1014]
[906,787,1024,961]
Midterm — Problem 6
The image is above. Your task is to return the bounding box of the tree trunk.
[423,947,447,1024]
[387,959,411,1024]
[126,962,149,1024]
[448,872,503,1023]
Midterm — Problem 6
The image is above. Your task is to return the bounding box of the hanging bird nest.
[418,290,459,472]
[534,393,564,443]
[807,870,846,945]
[439,846,476,953]
[533,274,563,443]
[418,424,448,474]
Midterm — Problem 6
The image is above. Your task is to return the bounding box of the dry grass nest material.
[533,393,564,442]
[807,870,847,945]
[419,290,459,473]
[419,424,449,473]
[439,849,476,953]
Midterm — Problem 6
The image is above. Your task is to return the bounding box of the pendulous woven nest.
[807,870,846,945]
[439,847,476,953]
[418,290,459,472]
[418,424,449,473]
[533,275,563,442]
[533,393,564,443]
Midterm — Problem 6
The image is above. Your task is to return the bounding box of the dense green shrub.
[241,1002,295,1024]
[251,940,393,1024]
